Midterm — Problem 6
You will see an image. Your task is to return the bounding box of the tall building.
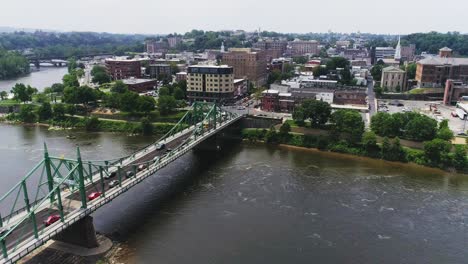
[416,47,468,87]
[401,44,416,61]
[146,40,168,54]
[253,39,288,61]
[148,64,172,79]
[222,48,267,87]
[375,47,396,60]
[105,58,141,80]
[167,37,182,48]
[381,66,407,92]
[289,40,319,56]
[186,65,235,102]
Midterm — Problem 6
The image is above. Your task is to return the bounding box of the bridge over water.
[0,102,242,263]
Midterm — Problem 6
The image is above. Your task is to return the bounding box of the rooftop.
[418,55,468,66]
[122,78,156,85]
[382,66,405,72]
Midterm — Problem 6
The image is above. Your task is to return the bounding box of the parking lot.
[377,100,467,134]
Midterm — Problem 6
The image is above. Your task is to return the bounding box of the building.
[146,40,168,54]
[253,40,288,61]
[105,58,141,80]
[148,64,172,79]
[261,90,280,112]
[186,65,235,102]
[416,47,468,87]
[270,58,292,72]
[176,72,187,82]
[336,40,351,48]
[234,79,247,97]
[401,44,416,61]
[122,78,157,93]
[289,40,319,56]
[167,36,182,48]
[375,47,396,61]
[443,79,468,105]
[222,48,267,87]
[381,66,407,91]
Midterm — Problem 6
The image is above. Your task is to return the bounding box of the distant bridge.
[25,53,114,68]
[0,102,243,264]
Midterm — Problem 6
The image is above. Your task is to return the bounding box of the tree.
[292,106,306,126]
[111,81,128,93]
[330,110,365,143]
[371,64,384,81]
[406,63,417,80]
[18,104,36,123]
[326,57,349,70]
[140,117,154,135]
[119,92,140,112]
[265,126,279,144]
[67,58,77,73]
[436,128,454,141]
[374,86,383,96]
[37,102,53,121]
[313,66,328,78]
[84,117,100,131]
[453,145,467,171]
[423,139,451,167]
[52,104,66,120]
[158,87,170,96]
[65,104,77,116]
[51,83,65,93]
[0,91,8,100]
[91,66,111,84]
[362,131,379,156]
[62,74,79,88]
[280,122,291,134]
[301,100,331,127]
[11,83,37,103]
[157,95,177,115]
[381,137,391,160]
[173,87,185,100]
[137,96,156,113]
[405,115,438,141]
[387,137,406,162]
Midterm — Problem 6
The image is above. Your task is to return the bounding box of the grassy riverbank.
[242,128,468,174]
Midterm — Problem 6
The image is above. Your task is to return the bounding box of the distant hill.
[0,26,58,33]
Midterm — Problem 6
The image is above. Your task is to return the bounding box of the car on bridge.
[126,171,135,178]
[88,192,102,201]
[138,164,147,171]
[108,180,119,188]
[156,143,166,150]
[44,215,60,227]
[104,171,117,179]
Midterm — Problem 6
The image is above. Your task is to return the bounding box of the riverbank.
[242,128,468,174]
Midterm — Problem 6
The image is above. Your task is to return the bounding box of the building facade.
[443,79,468,105]
[148,64,172,79]
[253,40,288,61]
[222,48,267,87]
[186,65,235,102]
[122,78,157,93]
[381,66,407,92]
[167,37,182,48]
[105,58,141,80]
[289,40,319,56]
[146,40,168,54]
[416,47,468,87]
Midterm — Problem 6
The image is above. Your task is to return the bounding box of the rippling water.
[1,123,467,263]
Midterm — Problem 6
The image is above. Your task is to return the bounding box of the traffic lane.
[4,208,60,250]
[68,132,192,201]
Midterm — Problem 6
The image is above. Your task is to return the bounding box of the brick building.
[381,66,407,92]
[148,64,172,79]
[105,58,141,80]
[416,47,468,88]
[167,37,182,48]
[222,48,268,87]
[443,79,468,105]
[253,40,288,61]
[122,78,157,93]
[146,40,168,54]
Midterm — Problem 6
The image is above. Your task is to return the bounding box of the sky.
[0,0,466,35]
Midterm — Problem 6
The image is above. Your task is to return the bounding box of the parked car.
[44,215,61,227]
[104,171,117,179]
[138,164,147,171]
[165,148,172,153]
[108,180,119,188]
[156,143,166,151]
[126,171,134,178]
[0,227,10,237]
[457,132,468,137]
[87,192,102,201]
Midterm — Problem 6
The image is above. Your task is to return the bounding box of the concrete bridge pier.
[53,216,99,248]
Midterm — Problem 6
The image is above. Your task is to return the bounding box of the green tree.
[371,64,384,81]
[157,95,177,115]
[173,87,185,100]
[362,131,379,156]
[292,106,306,126]
[387,137,406,162]
[406,63,417,79]
[51,83,65,93]
[381,137,391,160]
[140,117,154,135]
[423,139,451,167]
[65,104,77,116]
[330,110,365,143]
[326,57,349,70]
[0,91,8,100]
[37,102,53,121]
[405,115,438,141]
[111,80,128,93]
[62,73,79,88]
[52,104,66,120]
[158,87,170,96]
[137,96,156,113]
[34,93,48,104]
[374,86,383,96]
[436,128,454,141]
[453,145,467,171]
[18,104,36,123]
[67,58,77,73]
[84,117,100,131]
[265,126,279,144]
[91,66,111,84]
[313,66,328,78]
[119,92,140,112]
[11,83,37,103]
[301,100,331,127]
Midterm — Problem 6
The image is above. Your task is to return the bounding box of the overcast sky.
[1,0,466,35]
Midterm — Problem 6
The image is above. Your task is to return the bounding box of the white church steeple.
[394,36,402,60]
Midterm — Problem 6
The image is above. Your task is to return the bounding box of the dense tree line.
[0,32,145,58]
[0,48,30,79]
[403,32,468,55]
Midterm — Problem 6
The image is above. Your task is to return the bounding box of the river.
[0,67,68,92]
[1,124,467,263]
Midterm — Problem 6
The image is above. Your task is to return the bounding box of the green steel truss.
[0,102,239,261]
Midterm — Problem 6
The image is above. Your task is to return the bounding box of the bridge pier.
[53,215,99,248]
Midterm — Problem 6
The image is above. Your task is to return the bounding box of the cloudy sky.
[1,0,465,34]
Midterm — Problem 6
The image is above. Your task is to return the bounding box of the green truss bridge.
[0,102,242,263]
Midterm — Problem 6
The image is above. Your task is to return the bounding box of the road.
[367,77,376,117]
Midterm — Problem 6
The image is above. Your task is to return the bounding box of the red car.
[88,192,102,201]
[44,215,61,227]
